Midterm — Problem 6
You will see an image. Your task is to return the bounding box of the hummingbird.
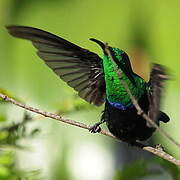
[6,26,170,144]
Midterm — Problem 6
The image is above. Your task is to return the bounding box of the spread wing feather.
[6,25,106,106]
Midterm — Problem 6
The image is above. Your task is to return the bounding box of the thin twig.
[104,44,180,149]
[0,93,179,166]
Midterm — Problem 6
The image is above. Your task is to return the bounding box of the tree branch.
[0,93,179,166]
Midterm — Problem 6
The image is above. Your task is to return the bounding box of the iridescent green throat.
[102,48,147,106]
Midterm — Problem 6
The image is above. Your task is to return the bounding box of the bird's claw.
[154,144,165,151]
[89,123,101,133]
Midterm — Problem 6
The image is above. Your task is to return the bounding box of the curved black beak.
[89,38,106,52]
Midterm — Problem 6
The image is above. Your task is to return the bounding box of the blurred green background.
[0,0,180,179]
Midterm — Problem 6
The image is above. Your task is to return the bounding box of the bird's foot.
[89,122,101,133]
[154,144,165,151]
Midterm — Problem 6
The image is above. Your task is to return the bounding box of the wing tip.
[151,63,171,81]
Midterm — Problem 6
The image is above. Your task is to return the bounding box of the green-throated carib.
[6,26,170,144]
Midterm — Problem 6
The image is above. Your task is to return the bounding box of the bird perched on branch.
[6,26,170,144]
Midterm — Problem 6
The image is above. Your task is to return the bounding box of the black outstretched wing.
[147,64,170,127]
[6,25,106,106]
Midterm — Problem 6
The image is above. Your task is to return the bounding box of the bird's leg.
[89,119,106,133]
[89,111,106,133]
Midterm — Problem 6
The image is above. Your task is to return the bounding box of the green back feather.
[103,48,146,106]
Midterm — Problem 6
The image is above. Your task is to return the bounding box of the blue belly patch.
[108,99,134,110]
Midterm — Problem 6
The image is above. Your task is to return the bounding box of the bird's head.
[90,38,132,71]
[90,38,136,86]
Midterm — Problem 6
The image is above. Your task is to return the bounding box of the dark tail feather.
[158,111,170,123]
[147,64,170,127]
